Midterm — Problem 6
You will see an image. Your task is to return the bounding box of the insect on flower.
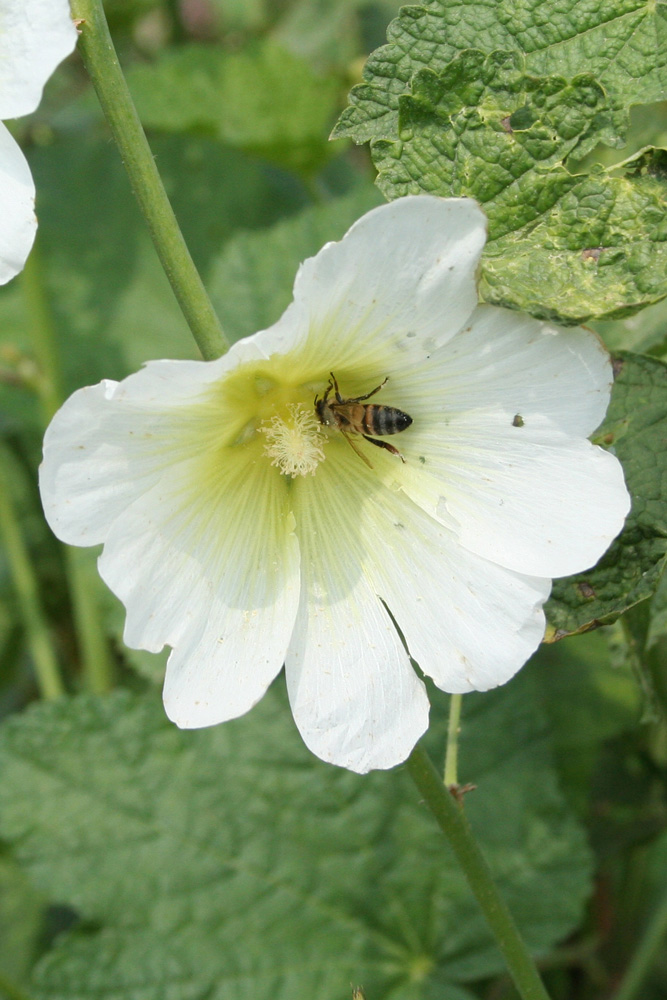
[315,372,412,466]
[38,195,632,774]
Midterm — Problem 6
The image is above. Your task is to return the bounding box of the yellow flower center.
[258,404,326,477]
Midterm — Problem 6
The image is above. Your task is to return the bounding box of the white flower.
[39,196,631,773]
[0,0,77,284]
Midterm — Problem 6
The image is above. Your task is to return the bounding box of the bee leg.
[328,372,388,404]
[342,432,373,469]
[362,435,406,463]
[346,377,389,404]
[328,372,344,403]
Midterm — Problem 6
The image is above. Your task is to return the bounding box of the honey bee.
[314,372,412,467]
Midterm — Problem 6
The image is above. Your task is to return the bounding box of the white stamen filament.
[259,404,326,477]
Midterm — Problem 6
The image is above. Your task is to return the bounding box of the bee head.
[314,395,327,424]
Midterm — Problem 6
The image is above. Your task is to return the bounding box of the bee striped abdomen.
[362,404,412,436]
[314,373,413,466]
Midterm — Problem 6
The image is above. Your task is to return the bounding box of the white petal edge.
[0,0,77,119]
[0,123,35,285]
[400,415,630,578]
[286,455,429,772]
[282,196,487,376]
[362,485,551,693]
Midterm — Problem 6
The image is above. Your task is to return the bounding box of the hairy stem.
[69,0,228,361]
[406,744,551,1000]
[444,692,463,786]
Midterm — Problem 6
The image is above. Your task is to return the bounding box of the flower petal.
[400,413,630,578]
[0,0,77,119]
[400,306,616,437]
[285,196,486,375]
[361,486,551,692]
[41,353,302,727]
[39,353,266,546]
[96,446,300,728]
[286,453,430,773]
[0,124,35,285]
[388,308,630,578]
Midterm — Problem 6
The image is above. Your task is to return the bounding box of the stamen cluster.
[259,404,325,477]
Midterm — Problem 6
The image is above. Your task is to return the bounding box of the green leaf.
[333,1,667,324]
[209,183,384,341]
[126,41,342,174]
[334,0,666,144]
[480,148,667,324]
[349,48,614,160]
[0,673,591,999]
[531,632,641,812]
[345,50,666,323]
[545,351,667,639]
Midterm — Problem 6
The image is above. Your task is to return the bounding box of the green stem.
[405,744,551,1000]
[444,693,462,786]
[64,546,114,694]
[0,445,64,700]
[22,246,114,694]
[69,0,228,362]
[612,890,667,1000]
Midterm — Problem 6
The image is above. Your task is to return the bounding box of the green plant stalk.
[0,444,64,701]
[406,744,551,1000]
[22,247,114,695]
[64,546,114,694]
[69,0,228,362]
[612,890,667,1000]
[443,692,462,786]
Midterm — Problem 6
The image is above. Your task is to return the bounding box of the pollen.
[258,404,326,477]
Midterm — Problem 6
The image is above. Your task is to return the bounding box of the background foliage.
[0,1,666,998]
